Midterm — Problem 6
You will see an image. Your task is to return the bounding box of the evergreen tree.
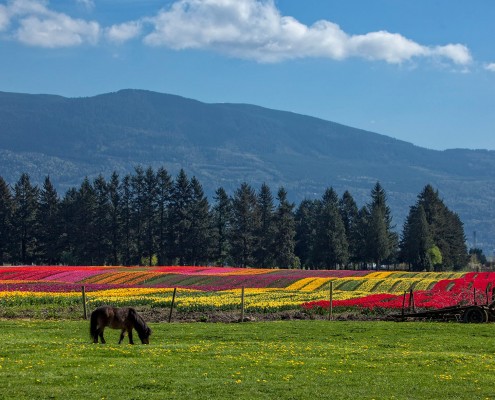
[354,206,370,269]
[92,175,112,265]
[294,199,317,269]
[120,175,134,266]
[230,182,260,267]
[37,176,61,264]
[12,173,39,264]
[255,183,276,268]
[130,166,146,265]
[107,172,122,265]
[400,204,434,271]
[0,176,14,264]
[407,185,468,271]
[339,191,359,265]
[273,187,298,269]
[59,188,78,265]
[169,169,193,264]
[365,182,397,267]
[442,211,468,270]
[311,188,349,269]
[211,187,232,266]
[142,167,158,266]
[187,177,211,265]
[73,178,97,264]
[156,167,172,265]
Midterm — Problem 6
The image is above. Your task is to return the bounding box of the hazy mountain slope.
[0,89,494,253]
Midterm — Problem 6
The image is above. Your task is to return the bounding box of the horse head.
[138,325,152,344]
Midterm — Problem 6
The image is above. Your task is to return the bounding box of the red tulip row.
[301,272,495,311]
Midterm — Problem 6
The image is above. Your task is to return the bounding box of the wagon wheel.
[463,307,489,323]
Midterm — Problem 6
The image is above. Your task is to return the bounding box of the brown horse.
[90,306,152,344]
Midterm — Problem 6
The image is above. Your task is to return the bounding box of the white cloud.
[485,63,495,72]
[431,44,472,65]
[16,14,99,47]
[142,0,472,66]
[4,0,100,47]
[0,5,9,31]
[105,21,142,43]
[0,0,475,67]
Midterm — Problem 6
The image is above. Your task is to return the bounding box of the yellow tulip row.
[0,287,382,311]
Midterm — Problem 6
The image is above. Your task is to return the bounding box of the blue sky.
[1,0,494,150]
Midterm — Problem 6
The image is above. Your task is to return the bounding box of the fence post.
[168,288,177,323]
[401,291,407,320]
[81,286,87,320]
[240,286,245,322]
[328,281,333,320]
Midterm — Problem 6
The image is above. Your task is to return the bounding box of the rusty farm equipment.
[392,288,495,323]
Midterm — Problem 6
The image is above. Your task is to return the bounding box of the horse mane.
[128,308,151,338]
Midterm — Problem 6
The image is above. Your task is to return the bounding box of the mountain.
[1,89,494,254]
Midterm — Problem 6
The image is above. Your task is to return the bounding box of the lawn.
[1,320,494,399]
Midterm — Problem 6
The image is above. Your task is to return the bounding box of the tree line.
[0,167,468,270]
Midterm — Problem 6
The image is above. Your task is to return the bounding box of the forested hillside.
[0,89,494,253]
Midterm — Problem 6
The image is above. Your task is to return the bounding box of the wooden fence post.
[81,286,87,320]
[328,281,333,320]
[401,291,407,320]
[168,288,177,323]
[240,286,245,322]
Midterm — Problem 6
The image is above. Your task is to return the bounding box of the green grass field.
[1,320,494,399]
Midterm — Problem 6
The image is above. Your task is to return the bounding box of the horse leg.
[92,329,99,344]
[128,329,134,345]
[118,330,126,344]
[99,328,106,344]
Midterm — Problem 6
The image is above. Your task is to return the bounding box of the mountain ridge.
[0,89,494,253]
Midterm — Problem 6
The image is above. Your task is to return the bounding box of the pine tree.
[107,172,122,265]
[142,167,158,266]
[120,175,134,266]
[339,191,359,265]
[37,176,61,264]
[211,187,232,266]
[410,185,468,270]
[187,177,211,265]
[255,183,276,268]
[156,167,172,265]
[400,204,434,271]
[365,182,397,268]
[230,182,260,267]
[294,199,317,269]
[169,169,193,265]
[130,166,146,265]
[0,176,14,264]
[354,206,370,269]
[59,188,78,265]
[312,188,349,269]
[273,187,298,269]
[73,178,97,264]
[92,175,112,265]
[12,173,39,264]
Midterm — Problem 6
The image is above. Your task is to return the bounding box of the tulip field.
[2,266,495,399]
[1,266,494,318]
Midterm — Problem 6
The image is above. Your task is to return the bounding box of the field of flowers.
[0,266,494,315]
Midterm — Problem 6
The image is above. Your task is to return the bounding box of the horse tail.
[89,308,99,340]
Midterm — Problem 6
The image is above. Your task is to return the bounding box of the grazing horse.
[90,306,152,344]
